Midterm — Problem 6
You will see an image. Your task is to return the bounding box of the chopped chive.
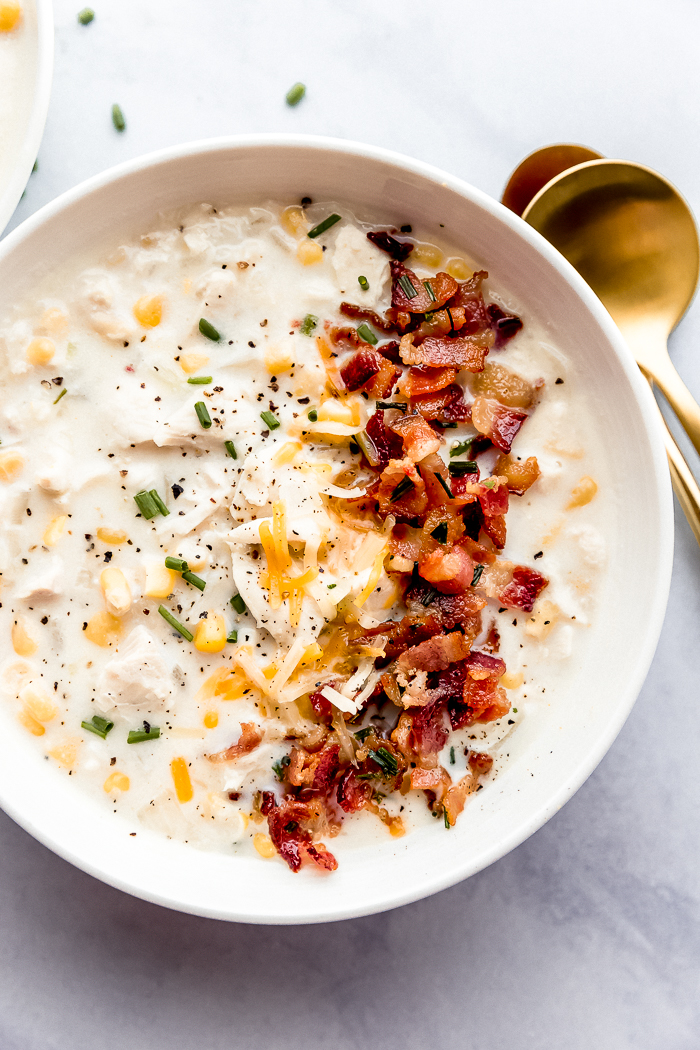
[390,476,415,502]
[448,461,479,478]
[423,280,437,302]
[111,104,126,132]
[482,478,495,489]
[435,472,453,498]
[357,323,378,346]
[434,421,458,429]
[182,570,206,591]
[198,317,220,341]
[300,313,318,336]
[358,275,369,291]
[272,755,292,781]
[307,409,318,421]
[431,522,448,544]
[149,489,169,516]
[134,490,159,519]
[368,747,398,778]
[164,556,188,572]
[285,82,306,106]
[471,564,485,587]
[230,593,246,614]
[53,387,67,405]
[81,715,114,740]
[260,410,280,430]
[187,375,213,385]
[77,7,94,23]
[398,274,418,299]
[444,809,451,829]
[127,723,161,744]
[376,401,407,412]
[158,605,193,641]
[450,439,473,458]
[227,629,238,644]
[354,727,373,742]
[224,440,238,460]
[307,213,341,239]
[421,586,438,607]
[449,746,456,765]
[195,401,212,429]
[327,583,337,589]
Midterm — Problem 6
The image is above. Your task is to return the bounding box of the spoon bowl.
[502,143,603,217]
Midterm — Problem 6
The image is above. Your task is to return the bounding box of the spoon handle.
[656,399,700,545]
[642,353,700,461]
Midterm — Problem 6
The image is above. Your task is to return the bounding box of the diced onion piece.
[100,567,132,616]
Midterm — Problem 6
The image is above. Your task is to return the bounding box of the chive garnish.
[272,755,292,781]
[53,387,67,405]
[420,586,438,607]
[307,409,318,421]
[195,401,212,429]
[435,473,453,498]
[77,7,94,23]
[390,476,415,502]
[260,410,280,430]
[368,747,398,778]
[182,570,206,591]
[134,490,159,519]
[300,313,318,336]
[224,440,238,459]
[149,489,169,516]
[307,213,341,239]
[187,375,213,385]
[127,723,161,744]
[398,274,418,299]
[164,556,188,572]
[285,82,306,106]
[358,275,369,291]
[471,564,485,587]
[327,583,337,589]
[81,715,114,740]
[423,280,437,302]
[431,522,448,544]
[198,317,221,341]
[448,461,479,477]
[450,746,456,765]
[444,809,451,829]
[376,401,407,412]
[357,323,378,345]
[230,593,246,614]
[227,629,238,644]
[450,438,473,458]
[111,104,126,132]
[482,478,495,489]
[354,727,373,742]
[158,605,193,641]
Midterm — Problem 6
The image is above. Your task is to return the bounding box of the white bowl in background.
[0,136,673,924]
[0,0,53,236]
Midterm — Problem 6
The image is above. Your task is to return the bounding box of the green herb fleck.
[449,746,456,765]
[398,274,418,299]
[77,7,94,24]
[227,629,238,644]
[448,461,479,478]
[164,556,188,572]
[224,440,238,460]
[423,280,437,302]
[450,438,472,459]
[133,490,159,519]
[149,489,169,516]
[198,317,221,341]
[260,410,280,430]
[376,401,407,412]
[111,104,126,132]
[327,583,336,589]
[357,322,378,345]
[300,313,318,336]
[182,570,206,592]
[471,564,485,587]
[53,387,67,405]
[358,276,369,291]
[390,476,415,503]
[307,213,341,239]
[368,747,399,778]
[187,375,212,385]
[272,754,291,780]
[158,605,193,641]
[444,808,451,829]
[435,472,453,498]
[195,401,212,429]
[354,727,373,742]
[307,409,318,422]
[127,722,161,745]
[420,586,438,607]
[431,522,448,544]
[81,715,114,740]
[230,593,246,614]
[482,478,495,489]
[285,82,306,106]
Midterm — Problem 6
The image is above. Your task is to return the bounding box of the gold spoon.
[502,146,700,544]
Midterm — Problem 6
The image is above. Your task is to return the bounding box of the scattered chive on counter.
[285,82,306,106]
[187,375,212,385]
[111,104,126,132]
[356,322,378,345]
[81,715,114,739]
[307,213,341,239]
[77,7,94,24]
[230,593,246,614]
[260,410,280,430]
[127,724,161,744]
[300,313,318,336]
[195,401,212,429]
[224,440,237,459]
[158,605,193,641]
[358,275,369,290]
[198,317,220,341]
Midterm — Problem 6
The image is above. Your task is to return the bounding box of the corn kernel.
[0,449,24,482]
[445,257,473,280]
[100,566,132,616]
[239,811,250,831]
[49,738,81,767]
[12,617,37,656]
[500,670,524,690]
[39,307,69,334]
[567,476,598,509]
[411,242,443,268]
[84,611,123,647]
[18,708,44,736]
[264,347,294,374]
[19,684,57,723]
[0,2,21,32]
[525,600,560,640]
[272,441,302,466]
[203,710,219,729]
[103,771,130,793]
[26,337,55,366]
[317,399,354,425]
[253,833,276,858]
[170,756,194,803]
[96,527,128,545]
[133,294,163,327]
[296,239,323,266]
[179,352,209,374]
[144,562,177,599]
[281,205,309,237]
[43,514,67,547]
[193,613,227,653]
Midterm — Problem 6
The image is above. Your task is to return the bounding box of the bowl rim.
[0,0,54,237]
[0,134,674,923]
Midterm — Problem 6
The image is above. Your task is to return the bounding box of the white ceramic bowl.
[0,136,673,924]
[0,0,53,236]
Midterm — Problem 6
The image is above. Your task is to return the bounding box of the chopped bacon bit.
[329,325,362,347]
[414,306,468,340]
[419,544,474,594]
[450,271,491,334]
[470,396,528,453]
[402,365,458,398]
[364,410,404,469]
[410,701,450,758]
[494,454,541,495]
[400,333,492,372]
[487,303,523,347]
[475,477,509,517]
[459,534,495,565]
[464,650,506,681]
[367,230,414,262]
[417,451,453,507]
[472,361,539,409]
[376,339,403,364]
[206,722,263,763]
[391,261,459,313]
[261,792,338,873]
[410,383,470,423]
[364,357,402,400]
[287,743,340,793]
[389,522,423,563]
[411,765,451,801]
[340,346,383,391]
[404,582,487,624]
[481,513,507,549]
[469,751,494,775]
[377,458,428,520]
[339,301,397,333]
[309,687,334,724]
[499,565,549,612]
[448,674,510,729]
[337,768,373,812]
[397,630,472,674]
[389,412,442,462]
[357,614,442,659]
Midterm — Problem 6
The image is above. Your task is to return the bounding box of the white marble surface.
[3,1,700,1047]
